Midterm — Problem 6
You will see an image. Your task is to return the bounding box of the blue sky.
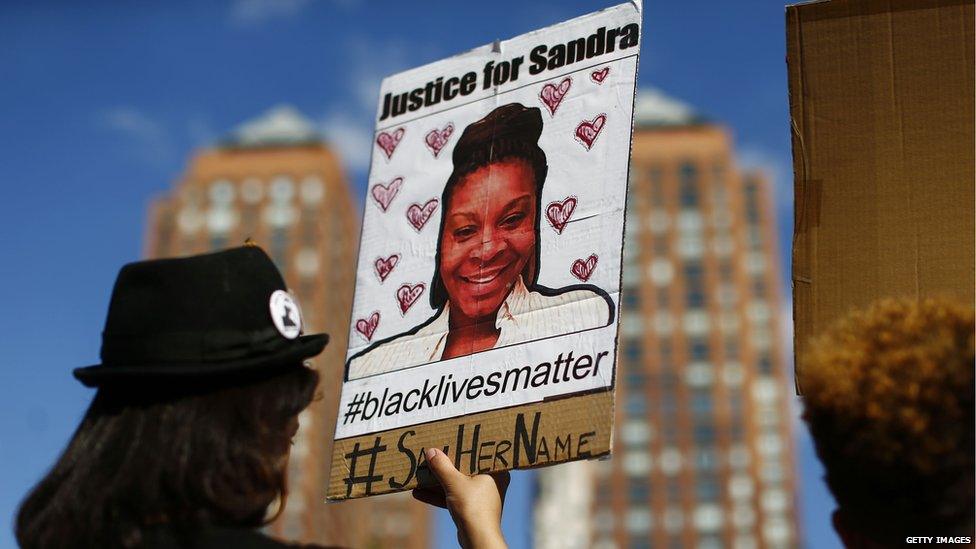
[0,1,840,548]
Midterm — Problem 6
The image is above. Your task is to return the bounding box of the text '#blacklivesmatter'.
[379,23,639,121]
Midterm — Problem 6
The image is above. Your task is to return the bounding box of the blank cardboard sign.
[328,3,642,499]
[786,0,975,389]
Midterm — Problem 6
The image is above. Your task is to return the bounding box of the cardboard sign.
[328,2,641,499]
[786,0,975,389]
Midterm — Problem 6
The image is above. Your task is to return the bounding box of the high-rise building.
[145,106,429,549]
[536,90,798,549]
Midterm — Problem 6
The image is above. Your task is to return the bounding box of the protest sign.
[328,2,641,499]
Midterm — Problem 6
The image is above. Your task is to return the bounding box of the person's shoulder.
[346,309,447,379]
[529,285,614,324]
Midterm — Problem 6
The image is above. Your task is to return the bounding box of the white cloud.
[97,106,174,165]
[320,109,373,174]
[228,0,312,27]
[317,36,441,178]
[228,0,361,27]
[186,114,217,148]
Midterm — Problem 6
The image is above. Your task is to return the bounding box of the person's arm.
[412,447,509,549]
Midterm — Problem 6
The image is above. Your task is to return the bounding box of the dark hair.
[16,365,319,548]
[430,103,549,309]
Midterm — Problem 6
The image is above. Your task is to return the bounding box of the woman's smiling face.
[439,159,537,323]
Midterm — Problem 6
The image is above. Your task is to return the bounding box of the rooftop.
[634,88,705,128]
[221,105,322,148]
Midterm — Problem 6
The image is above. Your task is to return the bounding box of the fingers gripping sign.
[413,448,510,549]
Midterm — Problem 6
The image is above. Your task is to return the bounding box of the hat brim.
[72,333,329,388]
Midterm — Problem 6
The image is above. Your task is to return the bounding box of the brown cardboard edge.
[326,389,615,501]
[786,3,809,395]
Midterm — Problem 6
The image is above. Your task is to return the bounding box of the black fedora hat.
[73,246,328,387]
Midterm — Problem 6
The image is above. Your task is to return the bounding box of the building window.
[660,448,683,476]
[623,289,641,310]
[621,313,643,337]
[752,277,766,298]
[624,452,652,476]
[684,260,706,308]
[686,362,714,388]
[689,338,710,360]
[623,262,640,285]
[626,505,651,534]
[679,162,699,208]
[691,389,714,417]
[628,480,651,503]
[648,208,669,234]
[629,537,652,549]
[301,176,325,204]
[627,370,646,390]
[624,339,643,362]
[693,504,724,533]
[626,393,647,417]
[649,258,674,286]
[622,420,652,445]
[270,176,295,203]
[693,422,716,444]
[695,447,720,472]
[241,177,264,203]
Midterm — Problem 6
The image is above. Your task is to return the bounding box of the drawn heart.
[575,113,607,151]
[406,198,439,231]
[424,123,454,158]
[376,128,405,160]
[571,254,599,282]
[374,254,400,282]
[396,283,425,315]
[355,311,380,342]
[370,177,403,212]
[590,67,610,84]
[546,196,578,234]
[539,77,572,116]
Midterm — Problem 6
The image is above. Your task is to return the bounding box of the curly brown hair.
[799,297,974,543]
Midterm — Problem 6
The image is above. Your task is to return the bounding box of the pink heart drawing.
[571,254,599,282]
[355,311,380,342]
[396,283,425,315]
[425,123,454,158]
[545,196,578,234]
[539,77,572,116]
[406,198,439,231]
[376,128,405,160]
[374,254,400,282]
[575,113,607,151]
[590,67,610,84]
[370,177,403,212]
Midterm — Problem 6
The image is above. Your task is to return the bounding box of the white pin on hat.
[269,290,303,339]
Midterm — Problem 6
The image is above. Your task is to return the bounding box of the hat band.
[100,327,292,365]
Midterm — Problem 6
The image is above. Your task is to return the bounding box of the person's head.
[17,246,328,547]
[430,103,549,322]
[799,297,974,547]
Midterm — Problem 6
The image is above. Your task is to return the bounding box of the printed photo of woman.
[347,103,614,380]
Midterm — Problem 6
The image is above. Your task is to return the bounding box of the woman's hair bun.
[452,103,543,166]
